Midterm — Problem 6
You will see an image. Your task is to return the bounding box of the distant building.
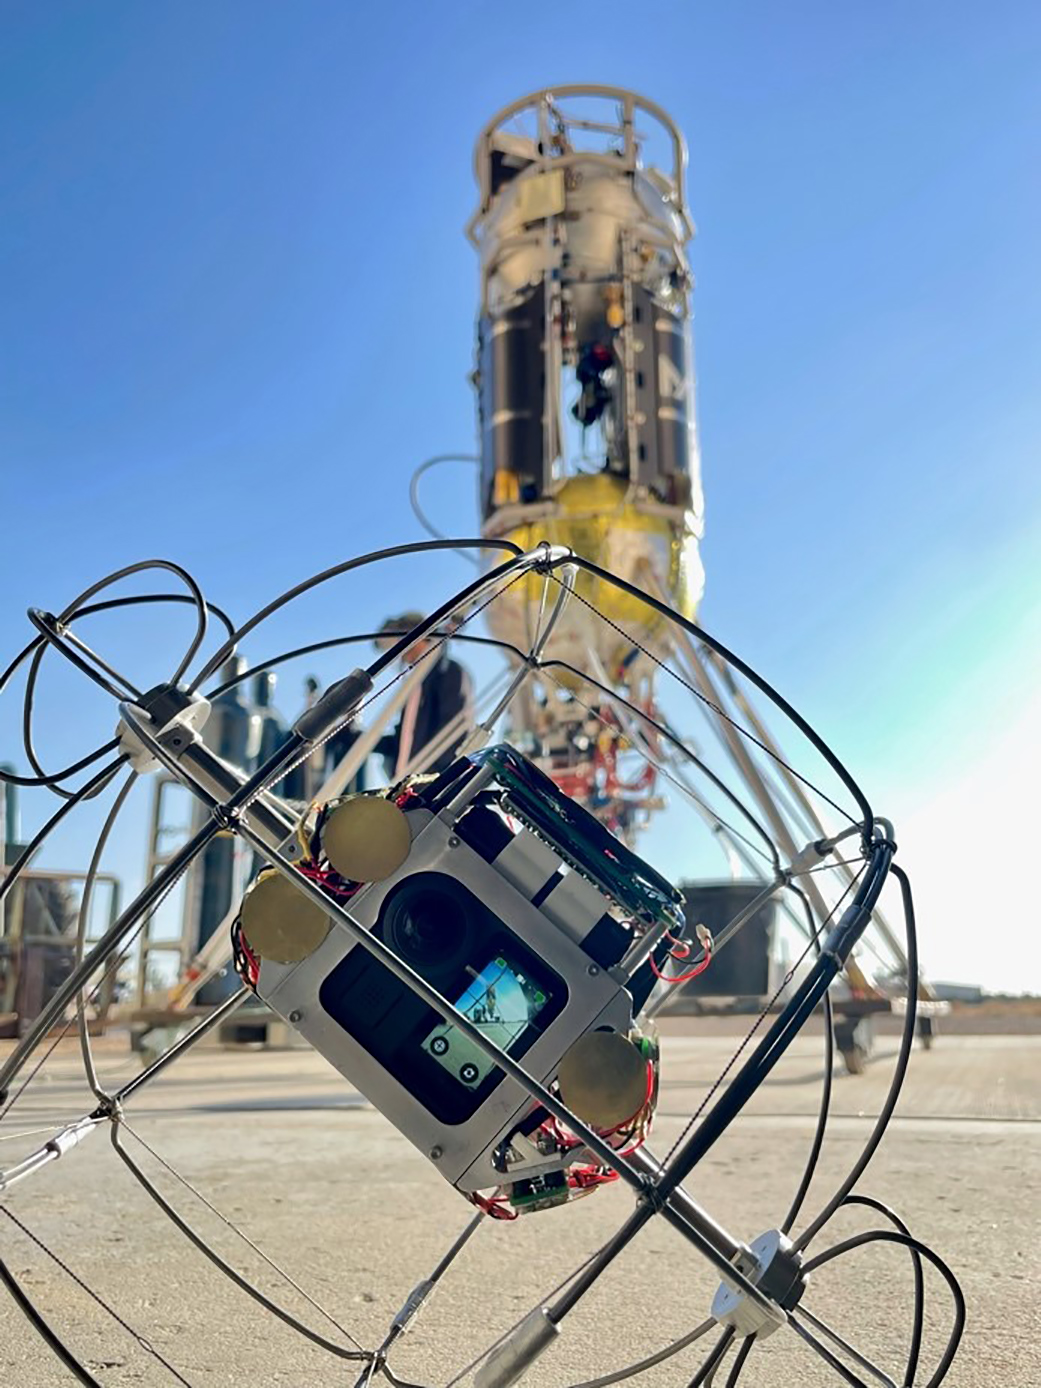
[930,982,984,1004]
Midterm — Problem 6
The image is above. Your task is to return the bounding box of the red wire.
[470,1192,518,1221]
[650,948,712,985]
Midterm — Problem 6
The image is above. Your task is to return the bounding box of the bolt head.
[447,835,460,848]
[288,1010,302,1024]
[587,963,600,976]
[429,1145,443,1160]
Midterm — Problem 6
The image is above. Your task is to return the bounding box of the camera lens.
[383,875,472,975]
[399,894,464,961]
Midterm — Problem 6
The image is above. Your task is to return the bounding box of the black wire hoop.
[0,540,962,1388]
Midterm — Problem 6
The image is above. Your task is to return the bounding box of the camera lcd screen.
[421,954,548,1089]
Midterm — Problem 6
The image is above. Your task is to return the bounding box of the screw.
[429,1145,443,1161]
[587,964,600,976]
[447,836,460,848]
[288,1010,302,1024]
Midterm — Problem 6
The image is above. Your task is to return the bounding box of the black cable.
[687,1327,734,1386]
[0,755,126,913]
[0,736,121,788]
[793,861,918,1252]
[109,1125,369,1363]
[842,1195,924,1387]
[723,1336,754,1387]
[780,885,835,1236]
[0,590,230,702]
[28,607,143,701]
[366,550,531,683]
[203,628,530,700]
[408,454,481,560]
[658,866,866,1171]
[2,1205,195,1386]
[0,1254,103,1387]
[5,588,231,796]
[188,537,524,691]
[802,1229,964,1387]
[547,863,879,1331]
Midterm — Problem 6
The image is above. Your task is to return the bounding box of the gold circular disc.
[322,796,411,883]
[240,872,331,964]
[557,1031,648,1128]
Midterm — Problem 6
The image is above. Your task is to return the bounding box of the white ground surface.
[1,1025,1038,1387]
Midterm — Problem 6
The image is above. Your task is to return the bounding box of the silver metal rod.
[706,654,910,973]
[795,1308,897,1388]
[354,1213,486,1385]
[0,1116,104,1194]
[473,563,577,738]
[114,988,249,1105]
[788,1315,871,1387]
[177,742,298,843]
[626,1148,743,1263]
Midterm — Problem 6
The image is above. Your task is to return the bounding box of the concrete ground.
[0,1022,1037,1388]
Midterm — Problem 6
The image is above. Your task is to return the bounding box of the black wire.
[842,1195,924,1387]
[203,628,530,700]
[0,736,121,788]
[408,454,481,561]
[802,1229,964,1388]
[0,589,229,701]
[0,755,126,914]
[4,590,232,796]
[2,1205,196,1386]
[0,756,130,1120]
[780,884,835,1236]
[109,1125,370,1363]
[792,861,918,1252]
[366,550,530,683]
[723,1337,754,1387]
[188,537,524,692]
[0,1254,103,1387]
[687,1327,734,1386]
[27,607,143,701]
[659,867,865,1169]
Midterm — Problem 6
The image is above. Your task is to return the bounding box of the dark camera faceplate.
[318,872,566,1125]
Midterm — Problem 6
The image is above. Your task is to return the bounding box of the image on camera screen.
[422,954,548,1089]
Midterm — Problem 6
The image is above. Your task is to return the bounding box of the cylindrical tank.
[468,86,705,674]
[193,656,262,1002]
[252,672,288,778]
[1,766,19,861]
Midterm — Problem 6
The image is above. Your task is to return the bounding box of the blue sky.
[2,2,1039,990]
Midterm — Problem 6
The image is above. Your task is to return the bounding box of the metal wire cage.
[0,540,962,1388]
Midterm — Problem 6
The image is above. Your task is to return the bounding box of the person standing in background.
[375,612,473,778]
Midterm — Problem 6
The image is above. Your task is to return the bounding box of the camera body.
[251,747,680,1196]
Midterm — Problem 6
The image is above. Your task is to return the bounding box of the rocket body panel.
[469,89,704,682]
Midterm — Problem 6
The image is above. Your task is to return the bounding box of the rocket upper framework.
[468,86,705,669]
